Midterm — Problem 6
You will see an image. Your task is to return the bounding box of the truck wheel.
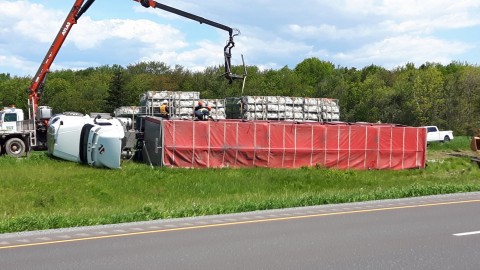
[443,136,451,142]
[5,138,26,158]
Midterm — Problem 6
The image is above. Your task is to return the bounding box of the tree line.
[1,58,479,136]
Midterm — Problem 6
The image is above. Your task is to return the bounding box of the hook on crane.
[135,0,246,84]
[223,29,246,84]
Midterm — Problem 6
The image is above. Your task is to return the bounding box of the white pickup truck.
[424,126,454,143]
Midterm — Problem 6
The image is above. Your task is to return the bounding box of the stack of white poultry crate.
[139,91,200,119]
[303,97,341,121]
[137,91,227,120]
[228,96,340,122]
[114,106,140,117]
[200,99,227,120]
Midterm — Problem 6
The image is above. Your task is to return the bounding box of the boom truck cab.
[0,107,24,132]
[0,107,33,157]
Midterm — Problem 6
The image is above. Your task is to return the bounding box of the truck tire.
[5,138,26,158]
[443,136,451,142]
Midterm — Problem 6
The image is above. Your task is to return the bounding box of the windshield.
[4,113,17,122]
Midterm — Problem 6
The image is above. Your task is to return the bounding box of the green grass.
[0,136,479,233]
[427,135,472,151]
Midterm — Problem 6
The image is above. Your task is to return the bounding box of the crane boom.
[28,0,96,118]
[136,0,233,35]
[134,0,244,83]
[29,0,242,114]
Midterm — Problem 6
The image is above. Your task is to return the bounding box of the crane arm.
[29,0,242,115]
[134,0,244,83]
[28,0,96,116]
[136,0,233,36]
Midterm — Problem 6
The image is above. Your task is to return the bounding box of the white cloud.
[0,54,35,75]
[71,17,187,50]
[288,0,480,40]
[336,0,480,18]
[1,0,479,76]
[140,40,224,71]
[333,35,473,69]
[286,24,374,40]
[0,1,63,43]
[50,60,102,72]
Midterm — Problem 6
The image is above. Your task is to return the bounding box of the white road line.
[453,231,480,236]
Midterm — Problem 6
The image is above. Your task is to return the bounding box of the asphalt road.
[1,192,480,270]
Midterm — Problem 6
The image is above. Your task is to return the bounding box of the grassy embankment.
[1,136,479,233]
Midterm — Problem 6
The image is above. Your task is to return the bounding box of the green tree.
[390,63,418,126]
[0,77,30,110]
[0,73,11,82]
[458,66,480,135]
[104,65,129,113]
[42,77,76,114]
[127,61,171,75]
[410,64,445,126]
[294,57,334,95]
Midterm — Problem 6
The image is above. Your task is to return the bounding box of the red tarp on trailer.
[157,119,426,170]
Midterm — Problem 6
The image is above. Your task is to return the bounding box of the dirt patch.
[427,149,480,162]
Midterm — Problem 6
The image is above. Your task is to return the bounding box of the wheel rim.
[9,142,21,154]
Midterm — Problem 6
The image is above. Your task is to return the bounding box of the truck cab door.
[426,126,438,141]
[0,113,18,132]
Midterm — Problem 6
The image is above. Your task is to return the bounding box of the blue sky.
[1,0,480,77]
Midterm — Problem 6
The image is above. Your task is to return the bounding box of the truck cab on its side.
[48,114,125,169]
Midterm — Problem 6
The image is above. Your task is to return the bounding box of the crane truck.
[0,0,97,157]
[2,0,244,162]
[47,0,245,168]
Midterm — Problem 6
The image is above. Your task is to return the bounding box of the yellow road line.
[2,198,480,250]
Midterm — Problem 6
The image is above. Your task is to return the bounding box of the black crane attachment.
[135,0,245,84]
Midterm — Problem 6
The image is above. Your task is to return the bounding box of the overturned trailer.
[141,117,426,170]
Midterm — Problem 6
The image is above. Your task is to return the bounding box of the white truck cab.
[48,113,125,169]
[0,107,24,133]
[0,107,32,157]
[47,114,95,162]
